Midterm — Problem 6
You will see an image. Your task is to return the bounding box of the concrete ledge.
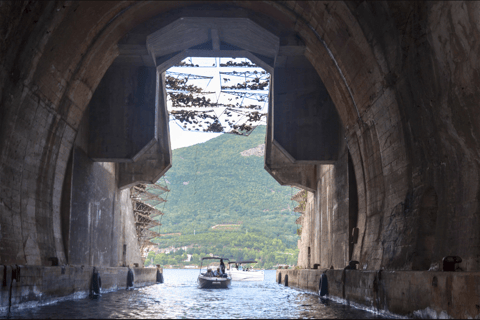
[276,269,480,318]
[0,265,159,312]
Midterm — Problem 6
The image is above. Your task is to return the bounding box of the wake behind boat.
[197,257,232,289]
[228,260,265,281]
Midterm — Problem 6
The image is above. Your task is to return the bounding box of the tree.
[154,253,165,265]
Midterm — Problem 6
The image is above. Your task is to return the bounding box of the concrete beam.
[88,62,157,162]
[146,17,279,61]
[272,55,342,163]
[264,88,317,192]
[118,72,172,189]
[87,58,172,189]
[156,49,273,74]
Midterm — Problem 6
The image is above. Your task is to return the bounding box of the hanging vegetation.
[219,60,257,67]
[166,57,270,136]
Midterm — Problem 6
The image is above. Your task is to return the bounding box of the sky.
[166,57,268,149]
[169,120,222,150]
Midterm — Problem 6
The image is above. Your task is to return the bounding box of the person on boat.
[220,259,226,274]
[205,268,213,277]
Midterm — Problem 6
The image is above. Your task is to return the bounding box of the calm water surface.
[3,269,387,319]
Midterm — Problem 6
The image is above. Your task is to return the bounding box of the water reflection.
[3,270,387,319]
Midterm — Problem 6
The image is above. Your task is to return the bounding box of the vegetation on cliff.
[146,125,300,268]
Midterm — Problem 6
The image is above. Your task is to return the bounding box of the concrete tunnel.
[1,1,480,316]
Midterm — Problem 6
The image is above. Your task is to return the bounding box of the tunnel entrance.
[2,3,345,270]
[67,12,343,268]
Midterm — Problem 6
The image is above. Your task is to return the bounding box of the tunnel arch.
[1,1,480,272]
[2,1,380,266]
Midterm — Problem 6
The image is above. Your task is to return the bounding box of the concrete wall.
[277,269,480,319]
[0,265,158,313]
[297,143,357,270]
[65,110,143,268]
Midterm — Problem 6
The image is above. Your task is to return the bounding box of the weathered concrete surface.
[117,71,172,189]
[70,146,117,266]
[272,55,342,163]
[88,64,157,163]
[145,16,280,72]
[296,143,357,270]
[68,147,142,267]
[0,265,159,313]
[62,107,143,268]
[277,269,480,319]
[264,87,318,192]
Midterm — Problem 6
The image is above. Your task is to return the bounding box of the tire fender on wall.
[156,269,164,283]
[127,268,135,288]
[92,271,102,295]
[319,273,328,297]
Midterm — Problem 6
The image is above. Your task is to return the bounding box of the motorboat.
[197,257,232,289]
[227,260,264,281]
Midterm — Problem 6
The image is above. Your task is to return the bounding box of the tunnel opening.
[62,9,343,270]
[0,3,346,271]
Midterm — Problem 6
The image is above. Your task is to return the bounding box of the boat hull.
[197,275,231,289]
[228,270,264,281]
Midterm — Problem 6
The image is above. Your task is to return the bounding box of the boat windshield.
[199,257,228,275]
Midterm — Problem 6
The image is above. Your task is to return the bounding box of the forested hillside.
[147,126,300,268]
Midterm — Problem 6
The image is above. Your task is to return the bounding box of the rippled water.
[3,269,387,319]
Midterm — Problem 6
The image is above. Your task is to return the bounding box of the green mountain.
[147,125,300,268]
